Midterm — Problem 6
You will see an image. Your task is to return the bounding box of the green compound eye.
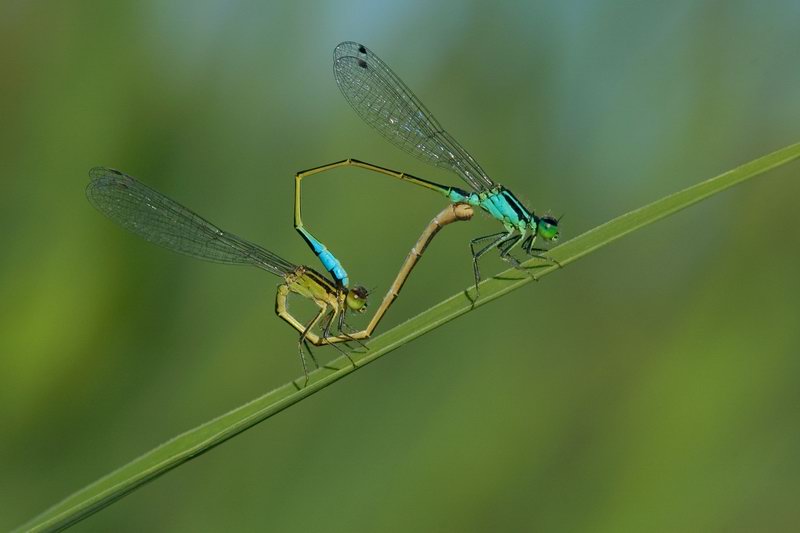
[346,286,369,313]
[538,216,559,241]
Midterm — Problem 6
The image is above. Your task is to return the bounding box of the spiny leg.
[278,283,363,351]
[324,336,357,367]
[521,234,534,254]
[530,248,562,267]
[335,296,350,336]
[303,339,319,369]
[321,307,354,353]
[470,231,507,250]
[469,230,517,292]
[521,234,561,267]
[525,239,563,268]
[316,305,357,368]
[330,309,369,348]
[275,283,364,353]
[298,304,329,385]
[497,231,526,268]
[321,305,338,340]
[299,306,356,372]
[499,230,549,282]
[276,284,322,345]
[334,318,370,352]
[304,303,335,371]
[484,230,521,264]
[469,231,505,289]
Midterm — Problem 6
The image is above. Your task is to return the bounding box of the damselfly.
[86,168,472,383]
[296,41,561,292]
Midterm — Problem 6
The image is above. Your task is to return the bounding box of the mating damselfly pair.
[87,41,560,384]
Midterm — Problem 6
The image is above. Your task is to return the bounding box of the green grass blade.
[18,141,800,532]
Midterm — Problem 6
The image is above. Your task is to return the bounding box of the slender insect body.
[296,226,349,287]
[88,168,380,386]
[328,41,562,290]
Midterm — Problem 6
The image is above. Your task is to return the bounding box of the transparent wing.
[333,41,496,192]
[86,167,297,277]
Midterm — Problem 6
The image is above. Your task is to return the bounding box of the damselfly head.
[537,215,560,242]
[346,285,369,313]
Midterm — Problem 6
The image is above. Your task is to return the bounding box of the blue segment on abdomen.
[446,188,470,203]
[297,227,349,287]
[319,251,348,287]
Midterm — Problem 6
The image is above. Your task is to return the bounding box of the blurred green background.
[2,1,800,531]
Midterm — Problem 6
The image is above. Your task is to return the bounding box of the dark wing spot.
[358,44,366,54]
[357,59,368,69]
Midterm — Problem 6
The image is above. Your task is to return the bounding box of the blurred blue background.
[2,1,800,531]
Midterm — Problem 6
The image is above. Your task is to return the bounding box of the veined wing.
[333,41,496,192]
[86,167,297,277]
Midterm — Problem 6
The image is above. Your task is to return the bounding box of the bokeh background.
[2,1,800,531]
